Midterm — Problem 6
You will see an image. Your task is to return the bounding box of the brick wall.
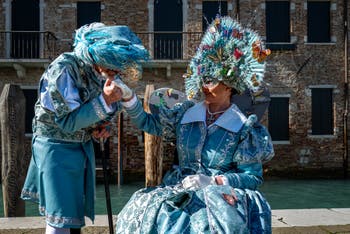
[0,0,349,179]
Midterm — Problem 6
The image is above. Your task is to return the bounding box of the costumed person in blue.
[20,23,148,234]
[114,16,274,233]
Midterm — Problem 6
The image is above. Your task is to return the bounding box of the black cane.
[100,138,114,234]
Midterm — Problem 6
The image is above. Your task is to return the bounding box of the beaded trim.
[92,98,108,120]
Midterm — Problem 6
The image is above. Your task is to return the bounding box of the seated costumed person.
[115,16,274,234]
[21,23,148,233]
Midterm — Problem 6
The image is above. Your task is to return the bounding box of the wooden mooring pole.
[117,112,123,186]
[144,85,163,187]
[0,84,27,217]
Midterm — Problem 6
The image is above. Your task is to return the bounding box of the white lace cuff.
[122,95,137,108]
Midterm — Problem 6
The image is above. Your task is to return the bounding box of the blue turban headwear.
[73,22,149,71]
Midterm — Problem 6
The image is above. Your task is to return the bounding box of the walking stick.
[100,138,114,234]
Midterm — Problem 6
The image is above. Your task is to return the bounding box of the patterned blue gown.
[116,98,274,234]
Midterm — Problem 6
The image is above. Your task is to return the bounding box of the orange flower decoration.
[252,41,271,63]
[250,74,260,87]
[214,17,221,27]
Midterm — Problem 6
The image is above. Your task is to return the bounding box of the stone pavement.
[272,208,350,233]
[0,208,349,233]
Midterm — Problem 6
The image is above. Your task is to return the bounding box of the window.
[11,0,40,58]
[268,97,289,141]
[307,1,330,43]
[77,2,101,28]
[265,1,290,43]
[202,1,228,32]
[22,88,38,134]
[311,88,333,134]
[154,0,183,59]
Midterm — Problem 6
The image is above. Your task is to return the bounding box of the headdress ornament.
[184,16,271,99]
[73,22,148,72]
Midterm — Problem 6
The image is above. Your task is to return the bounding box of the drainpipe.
[235,0,240,21]
[343,0,348,179]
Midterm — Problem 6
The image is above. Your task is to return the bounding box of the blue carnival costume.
[117,100,274,233]
[21,23,148,228]
[116,16,274,233]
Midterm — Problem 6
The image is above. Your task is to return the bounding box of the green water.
[1,179,349,217]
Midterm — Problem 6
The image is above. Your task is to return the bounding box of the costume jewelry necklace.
[206,108,226,123]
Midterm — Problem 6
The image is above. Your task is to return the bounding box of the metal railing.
[0,31,202,61]
[0,31,58,59]
[136,31,203,60]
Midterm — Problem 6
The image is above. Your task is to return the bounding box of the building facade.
[0,0,349,179]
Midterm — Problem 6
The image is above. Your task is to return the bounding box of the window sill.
[304,42,336,45]
[307,134,336,139]
[272,140,290,145]
[266,43,296,51]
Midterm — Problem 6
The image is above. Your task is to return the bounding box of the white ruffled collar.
[181,101,247,133]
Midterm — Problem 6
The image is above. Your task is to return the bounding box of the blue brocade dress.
[116,99,274,234]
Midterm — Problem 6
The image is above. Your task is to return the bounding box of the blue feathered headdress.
[184,16,270,99]
[73,23,149,72]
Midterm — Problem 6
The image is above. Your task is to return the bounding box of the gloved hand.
[181,174,216,190]
[112,78,133,100]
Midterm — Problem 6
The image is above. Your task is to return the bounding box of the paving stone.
[272,209,350,226]
[1,210,350,233]
[272,226,330,234]
[320,225,350,233]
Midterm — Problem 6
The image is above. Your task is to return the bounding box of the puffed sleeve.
[222,115,274,190]
[234,115,275,164]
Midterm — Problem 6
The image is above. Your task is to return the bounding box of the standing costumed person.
[21,23,148,234]
[114,16,274,233]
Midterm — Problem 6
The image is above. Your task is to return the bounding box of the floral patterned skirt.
[116,184,271,234]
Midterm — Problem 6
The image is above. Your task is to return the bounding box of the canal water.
[0,179,349,216]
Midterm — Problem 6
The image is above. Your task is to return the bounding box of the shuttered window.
[312,88,333,134]
[11,0,40,58]
[22,88,38,134]
[154,0,183,59]
[202,1,228,32]
[266,1,290,43]
[307,1,330,43]
[77,2,101,28]
[268,97,289,141]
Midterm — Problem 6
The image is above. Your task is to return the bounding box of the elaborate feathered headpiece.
[184,16,271,99]
[73,23,148,72]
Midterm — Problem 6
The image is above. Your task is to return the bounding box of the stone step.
[0,209,350,233]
